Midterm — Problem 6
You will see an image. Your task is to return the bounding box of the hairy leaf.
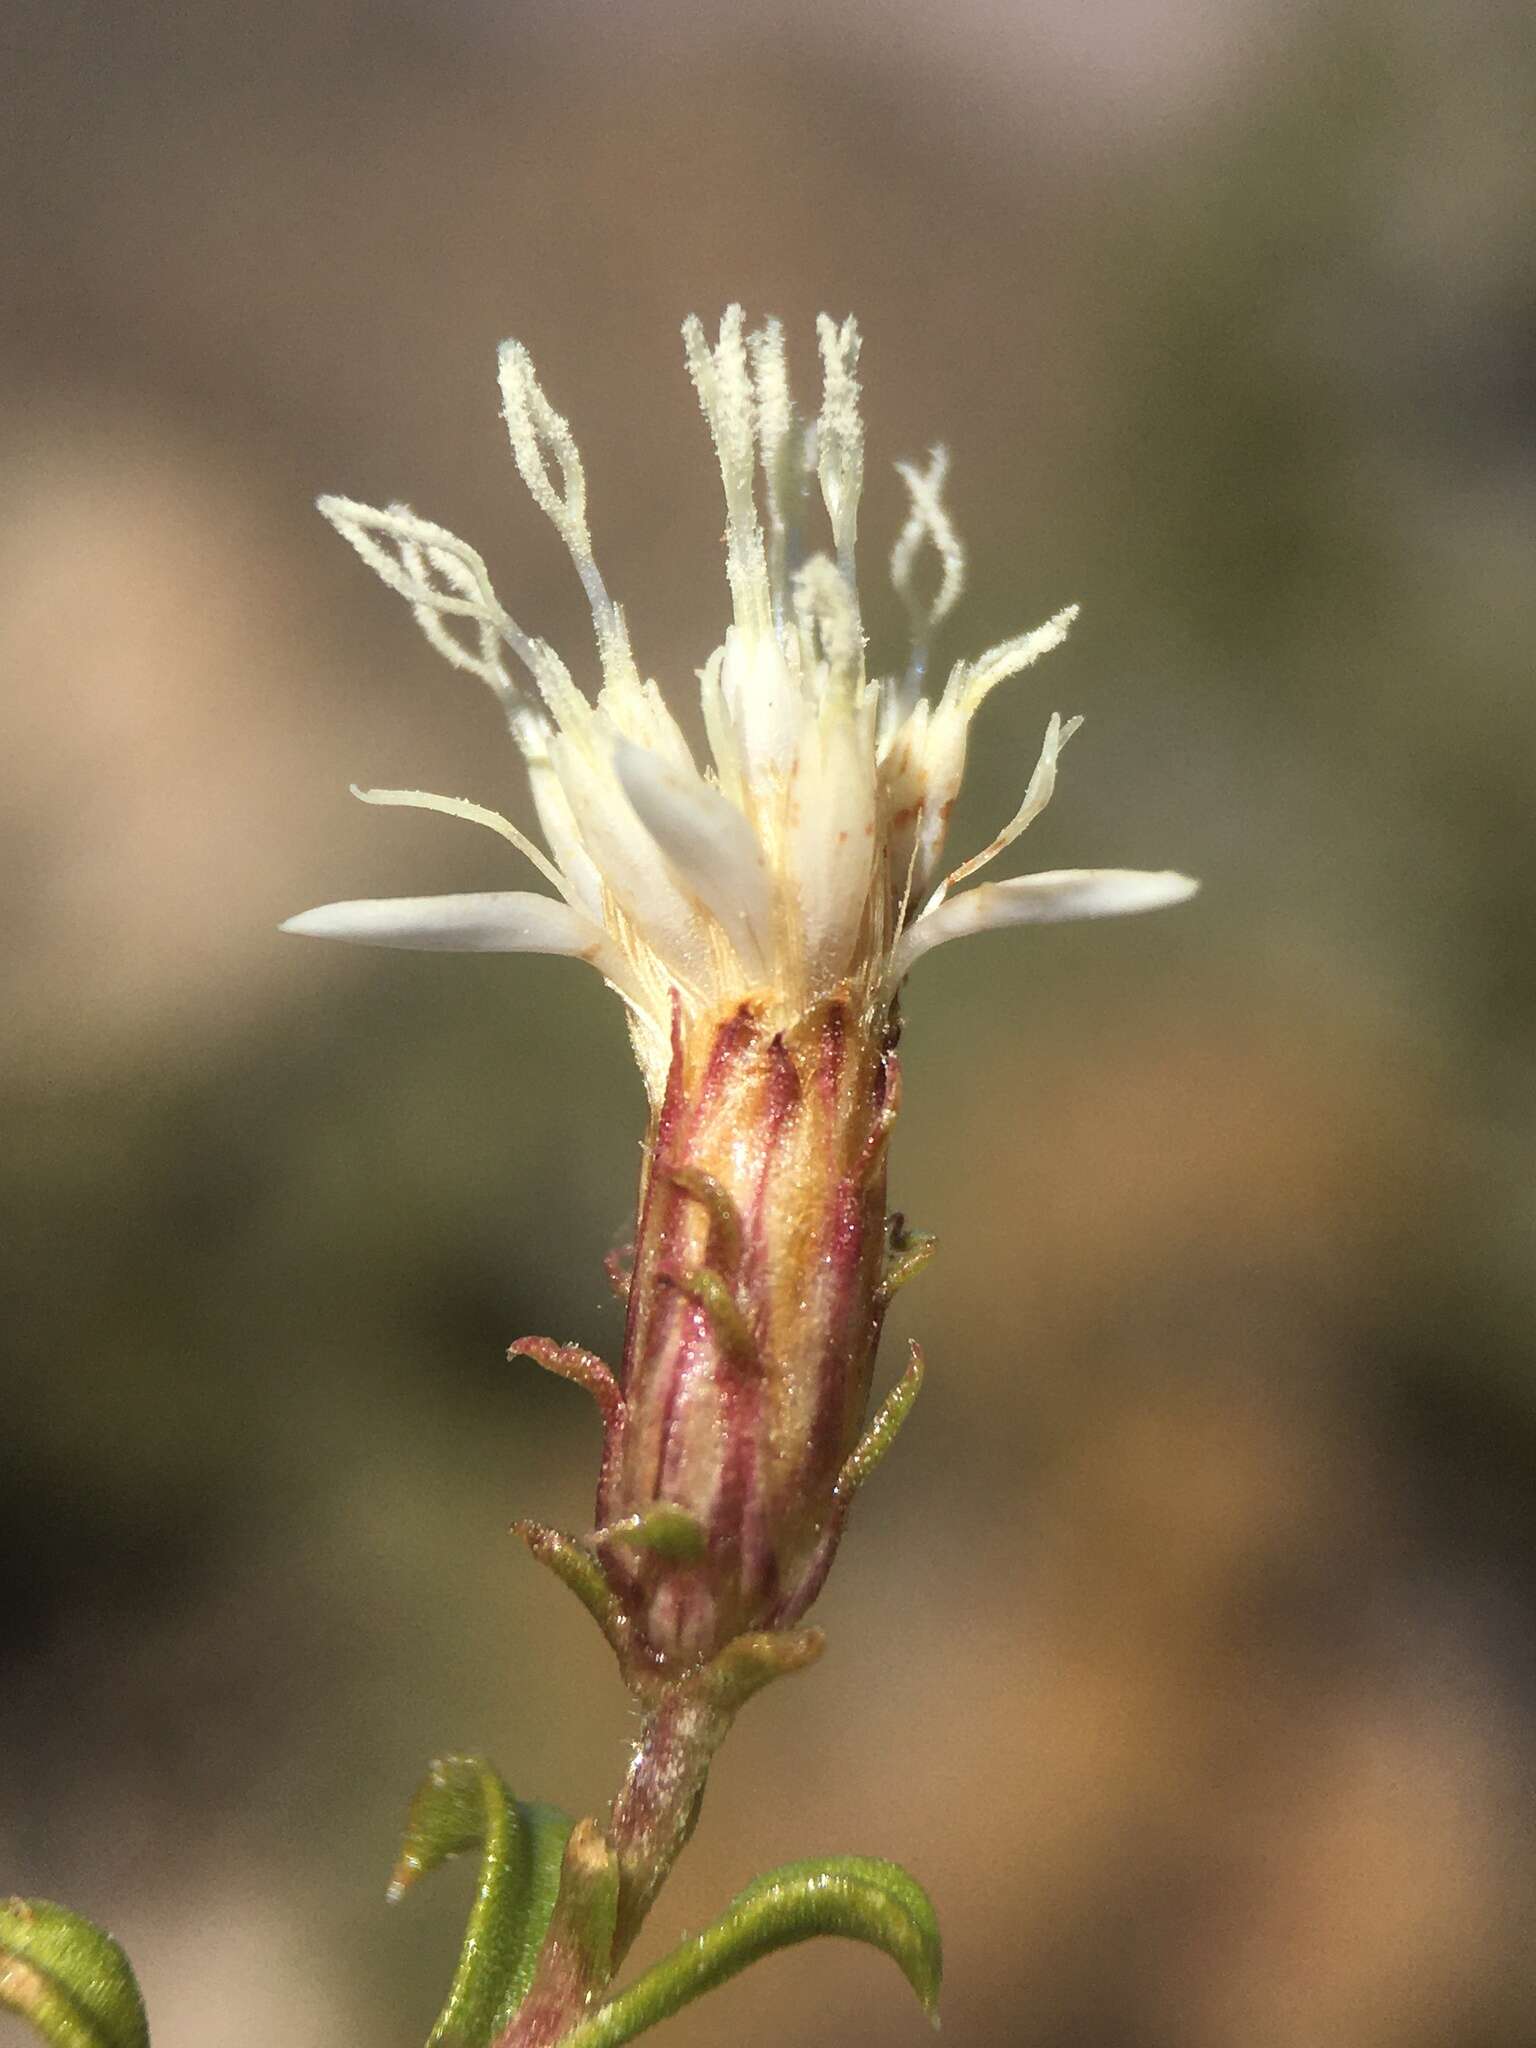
[555,1855,941,2046]
[0,1899,148,2048]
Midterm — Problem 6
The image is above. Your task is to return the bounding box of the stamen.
[317,496,559,754]
[498,342,638,694]
[391,531,547,756]
[792,555,863,692]
[321,496,530,673]
[891,447,965,704]
[349,785,572,900]
[748,318,809,635]
[497,344,608,617]
[815,314,863,584]
[683,307,771,638]
[949,604,1079,718]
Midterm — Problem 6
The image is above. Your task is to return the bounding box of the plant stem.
[607,1686,735,1964]
[497,1622,825,2047]
[492,1684,729,2047]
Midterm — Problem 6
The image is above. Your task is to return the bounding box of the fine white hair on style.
[285,310,1197,1096]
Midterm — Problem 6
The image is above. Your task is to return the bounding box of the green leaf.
[0,1898,149,2048]
[555,1856,941,2047]
[390,1756,572,2047]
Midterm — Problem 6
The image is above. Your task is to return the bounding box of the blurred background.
[4,0,1535,2042]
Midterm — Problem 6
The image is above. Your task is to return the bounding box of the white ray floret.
[285,309,1198,1096]
[283,890,606,961]
[890,869,1201,983]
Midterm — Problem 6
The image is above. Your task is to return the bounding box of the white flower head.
[284,309,1197,1097]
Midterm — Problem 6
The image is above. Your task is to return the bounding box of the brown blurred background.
[4,1,1535,2043]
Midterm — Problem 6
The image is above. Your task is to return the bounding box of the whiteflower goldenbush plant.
[3,311,1195,2048]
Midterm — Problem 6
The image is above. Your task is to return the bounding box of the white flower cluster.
[283,309,1195,1095]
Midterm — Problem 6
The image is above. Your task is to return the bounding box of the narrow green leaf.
[0,1899,148,2048]
[490,1823,621,2046]
[492,1806,573,2025]
[390,1756,572,2047]
[555,1856,941,2047]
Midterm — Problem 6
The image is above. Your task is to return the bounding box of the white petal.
[525,750,607,922]
[281,890,612,960]
[719,624,805,782]
[599,674,698,780]
[890,868,1199,982]
[698,645,739,807]
[612,737,772,977]
[548,730,715,988]
[785,697,878,991]
[901,693,971,897]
